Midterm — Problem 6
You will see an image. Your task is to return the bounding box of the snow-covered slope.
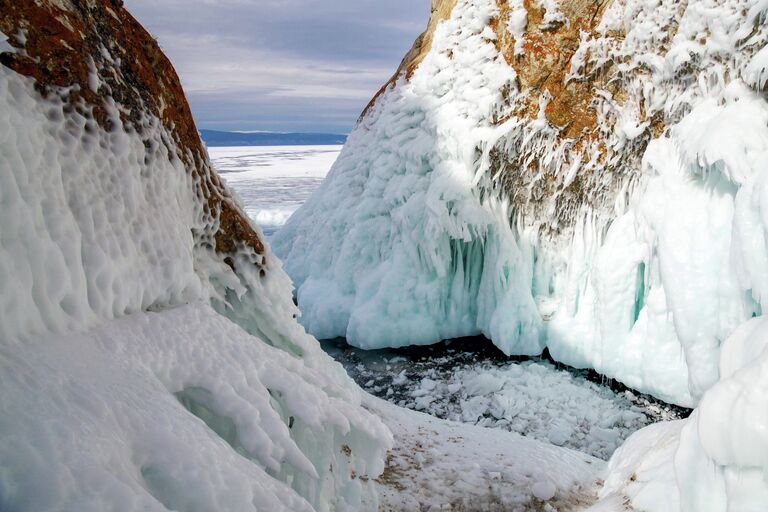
[274,0,768,409]
[0,4,390,511]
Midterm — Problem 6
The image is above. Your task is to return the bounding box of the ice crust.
[367,397,602,511]
[595,314,768,511]
[0,62,390,511]
[274,0,768,409]
[275,0,546,356]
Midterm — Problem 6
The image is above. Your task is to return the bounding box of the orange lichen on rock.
[494,0,612,139]
[0,0,264,258]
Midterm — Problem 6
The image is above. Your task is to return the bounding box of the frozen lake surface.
[209,145,687,460]
[208,145,341,235]
[323,338,689,460]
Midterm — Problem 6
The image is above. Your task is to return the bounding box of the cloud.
[124,0,429,133]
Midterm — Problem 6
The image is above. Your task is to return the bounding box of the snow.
[0,304,390,512]
[591,420,684,511]
[208,145,339,235]
[366,397,602,511]
[539,0,567,30]
[508,0,528,55]
[0,64,202,343]
[6,0,768,509]
[274,0,768,409]
[0,63,389,511]
[0,31,12,52]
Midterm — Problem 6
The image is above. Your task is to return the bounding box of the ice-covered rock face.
[0,3,390,511]
[0,0,267,340]
[274,0,768,407]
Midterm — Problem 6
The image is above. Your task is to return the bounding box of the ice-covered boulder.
[274,0,768,407]
[0,2,390,511]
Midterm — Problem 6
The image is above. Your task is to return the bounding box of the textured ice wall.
[275,0,768,407]
[275,0,545,355]
[545,0,768,406]
[0,66,202,343]
[0,43,390,512]
[595,314,768,511]
[549,82,768,406]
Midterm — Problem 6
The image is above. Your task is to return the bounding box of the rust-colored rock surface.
[0,0,264,259]
[357,0,686,231]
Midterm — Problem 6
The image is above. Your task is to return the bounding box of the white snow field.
[208,146,341,235]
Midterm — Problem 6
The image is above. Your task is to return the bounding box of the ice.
[208,145,340,235]
[538,0,567,30]
[0,31,12,52]
[0,305,391,512]
[508,0,528,55]
[325,340,687,461]
[532,481,557,501]
[0,60,389,511]
[595,314,768,511]
[592,420,684,511]
[275,0,768,408]
[275,0,545,357]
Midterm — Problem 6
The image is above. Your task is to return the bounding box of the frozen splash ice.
[595,313,768,511]
[0,18,390,512]
[275,0,545,356]
[275,0,768,409]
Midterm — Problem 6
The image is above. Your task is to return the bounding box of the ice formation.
[275,0,768,508]
[367,397,601,511]
[274,0,768,409]
[596,315,768,511]
[0,4,391,510]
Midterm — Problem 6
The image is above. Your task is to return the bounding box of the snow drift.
[0,4,390,511]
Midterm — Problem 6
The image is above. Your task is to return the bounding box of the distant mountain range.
[200,129,347,147]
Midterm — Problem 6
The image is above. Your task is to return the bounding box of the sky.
[124,0,430,134]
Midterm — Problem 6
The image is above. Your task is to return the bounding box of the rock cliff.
[0,0,264,265]
[275,0,768,406]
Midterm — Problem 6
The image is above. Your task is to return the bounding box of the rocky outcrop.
[0,0,264,263]
[0,3,392,511]
[275,0,768,406]
[274,1,768,508]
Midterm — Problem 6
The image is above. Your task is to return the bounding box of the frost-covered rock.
[0,3,390,511]
[274,0,768,408]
